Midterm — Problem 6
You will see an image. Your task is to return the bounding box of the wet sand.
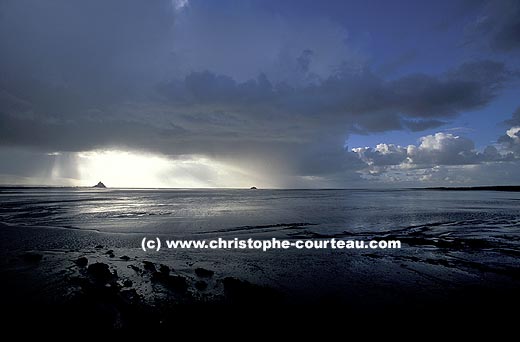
[1,219,519,329]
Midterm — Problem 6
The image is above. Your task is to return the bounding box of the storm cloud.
[1,61,511,151]
[0,0,519,187]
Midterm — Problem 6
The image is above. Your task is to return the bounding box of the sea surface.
[1,187,519,237]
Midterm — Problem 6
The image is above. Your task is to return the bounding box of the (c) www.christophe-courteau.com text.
[141,237,401,252]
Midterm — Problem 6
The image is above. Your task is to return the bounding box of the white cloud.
[506,126,520,142]
[351,128,520,185]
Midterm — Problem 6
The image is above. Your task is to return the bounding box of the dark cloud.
[5,55,508,156]
[0,0,175,118]
[493,19,520,52]
[391,60,509,118]
[465,0,520,52]
[159,60,511,135]
[0,112,186,152]
[377,50,418,76]
[401,119,447,132]
[0,0,174,78]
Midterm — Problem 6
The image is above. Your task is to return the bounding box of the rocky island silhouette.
[93,181,106,188]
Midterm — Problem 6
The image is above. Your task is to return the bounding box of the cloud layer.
[0,0,519,187]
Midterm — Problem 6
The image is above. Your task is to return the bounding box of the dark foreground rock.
[159,264,170,275]
[151,271,189,293]
[142,261,156,272]
[87,262,116,283]
[75,257,88,267]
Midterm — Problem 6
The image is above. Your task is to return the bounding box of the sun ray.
[75,150,252,188]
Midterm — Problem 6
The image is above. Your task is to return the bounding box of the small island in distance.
[425,185,520,192]
[93,181,106,188]
[250,186,257,190]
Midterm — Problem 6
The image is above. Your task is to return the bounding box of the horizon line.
[1,184,519,191]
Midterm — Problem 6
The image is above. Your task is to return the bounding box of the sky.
[0,0,519,188]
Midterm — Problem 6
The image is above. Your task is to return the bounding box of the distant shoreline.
[422,185,520,192]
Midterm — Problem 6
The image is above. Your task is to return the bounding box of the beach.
[1,188,519,328]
